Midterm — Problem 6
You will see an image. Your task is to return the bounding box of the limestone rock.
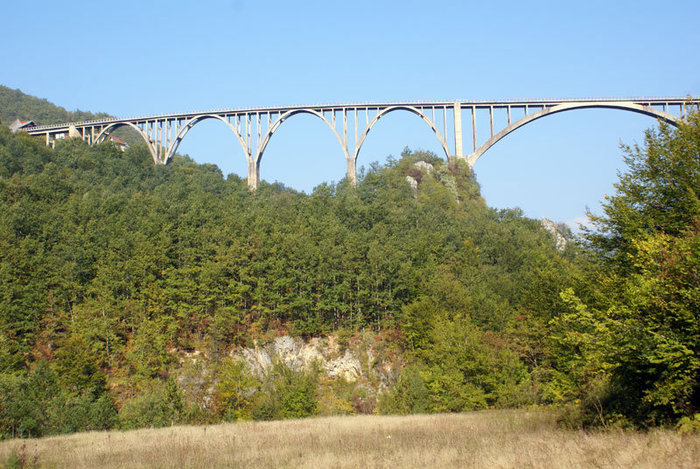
[541,218,567,251]
[234,336,357,382]
[325,350,362,381]
[414,161,434,173]
[232,335,385,384]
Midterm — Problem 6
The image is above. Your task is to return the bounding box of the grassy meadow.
[1,409,698,468]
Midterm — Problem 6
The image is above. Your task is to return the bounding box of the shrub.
[251,361,318,420]
[118,379,183,430]
[379,366,430,415]
[213,358,258,421]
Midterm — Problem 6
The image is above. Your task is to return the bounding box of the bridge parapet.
[22,98,700,189]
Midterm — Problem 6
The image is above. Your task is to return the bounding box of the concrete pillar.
[346,155,356,187]
[453,102,463,159]
[247,158,260,190]
[471,106,477,152]
[146,141,161,165]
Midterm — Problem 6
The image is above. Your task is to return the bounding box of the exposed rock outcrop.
[541,217,568,251]
[173,333,404,415]
[237,336,365,383]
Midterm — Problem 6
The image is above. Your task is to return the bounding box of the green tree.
[251,361,318,420]
[118,379,183,430]
[213,358,259,421]
[553,111,700,427]
[586,112,700,270]
[378,365,431,415]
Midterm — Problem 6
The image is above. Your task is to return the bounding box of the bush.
[118,379,183,430]
[379,366,430,415]
[0,363,116,439]
[45,393,116,435]
[213,358,258,421]
[2,442,39,469]
[251,362,318,420]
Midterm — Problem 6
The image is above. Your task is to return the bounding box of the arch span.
[165,114,251,164]
[468,102,682,166]
[95,122,157,163]
[254,108,353,188]
[255,109,350,164]
[353,106,451,162]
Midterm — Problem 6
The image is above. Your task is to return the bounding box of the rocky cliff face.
[236,335,401,386]
[175,333,405,414]
[240,336,361,381]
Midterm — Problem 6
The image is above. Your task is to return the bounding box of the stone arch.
[468,102,682,166]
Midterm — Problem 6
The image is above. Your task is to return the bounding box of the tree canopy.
[552,111,700,428]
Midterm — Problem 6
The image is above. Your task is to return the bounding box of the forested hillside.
[0,86,111,125]
[0,104,697,438]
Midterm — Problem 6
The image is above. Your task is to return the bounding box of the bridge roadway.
[22,98,700,190]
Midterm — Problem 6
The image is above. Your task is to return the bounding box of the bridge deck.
[24,97,692,132]
[18,97,700,190]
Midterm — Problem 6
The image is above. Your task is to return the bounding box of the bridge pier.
[247,159,260,190]
[453,101,463,159]
[346,155,356,187]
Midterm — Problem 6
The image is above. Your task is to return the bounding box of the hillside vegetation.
[0,86,142,147]
[0,92,698,439]
[0,86,111,125]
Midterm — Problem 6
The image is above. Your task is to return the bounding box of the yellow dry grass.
[1,409,698,468]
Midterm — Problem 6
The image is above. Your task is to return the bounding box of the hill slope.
[0,122,583,436]
[0,85,111,125]
[1,88,697,437]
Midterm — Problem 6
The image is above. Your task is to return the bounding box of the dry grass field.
[1,409,698,468]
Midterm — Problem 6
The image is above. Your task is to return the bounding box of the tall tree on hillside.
[551,111,700,427]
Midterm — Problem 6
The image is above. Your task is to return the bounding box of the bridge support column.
[247,158,260,190]
[453,102,463,160]
[346,155,356,187]
[146,142,162,165]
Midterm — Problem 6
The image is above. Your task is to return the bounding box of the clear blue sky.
[2,0,699,228]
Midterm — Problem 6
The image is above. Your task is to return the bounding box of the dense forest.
[0,91,698,438]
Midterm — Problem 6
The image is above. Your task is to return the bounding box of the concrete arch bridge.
[22,97,700,190]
